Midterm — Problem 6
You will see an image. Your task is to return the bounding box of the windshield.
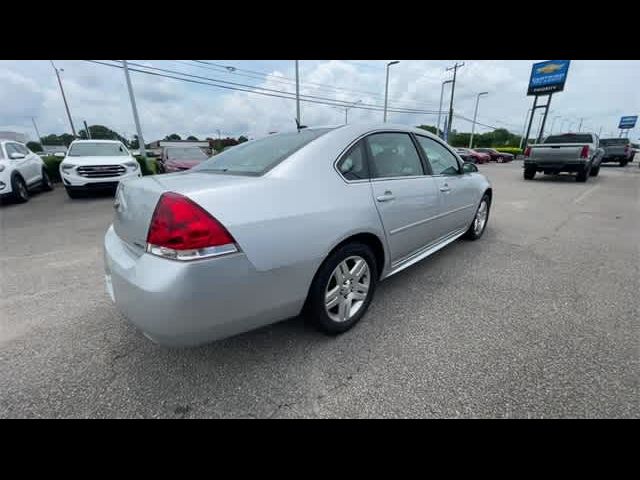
[600,138,628,146]
[68,142,128,156]
[166,147,208,161]
[544,134,593,144]
[193,128,334,175]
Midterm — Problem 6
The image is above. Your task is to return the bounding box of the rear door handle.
[440,184,451,193]
[376,191,395,202]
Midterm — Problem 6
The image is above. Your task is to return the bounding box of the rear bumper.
[103,225,312,347]
[524,160,590,172]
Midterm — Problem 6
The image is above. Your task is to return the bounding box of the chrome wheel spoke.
[350,259,367,280]
[325,286,340,310]
[352,290,367,301]
[338,297,349,321]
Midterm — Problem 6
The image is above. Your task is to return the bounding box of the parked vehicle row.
[600,138,635,166]
[523,132,604,182]
[104,124,492,347]
[0,139,54,203]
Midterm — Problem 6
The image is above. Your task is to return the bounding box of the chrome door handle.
[376,192,395,202]
[440,185,451,192]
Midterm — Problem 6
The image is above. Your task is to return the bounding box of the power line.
[87,60,442,116]
[189,60,440,111]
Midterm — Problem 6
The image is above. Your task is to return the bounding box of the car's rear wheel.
[11,175,29,203]
[464,194,490,240]
[590,166,600,177]
[305,243,378,335]
[524,167,536,180]
[41,168,54,191]
[620,159,628,167]
[576,165,591,182]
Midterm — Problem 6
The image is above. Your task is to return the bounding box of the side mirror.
[54,152,66,158]
[462,162,478,173]
[10,152,26,160]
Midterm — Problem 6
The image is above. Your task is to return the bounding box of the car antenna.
[295,118,307,132]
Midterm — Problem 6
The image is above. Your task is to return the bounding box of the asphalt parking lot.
[1,161,638,418]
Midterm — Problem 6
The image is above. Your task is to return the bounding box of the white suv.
[60,140,142,199]
[0,139,54,203]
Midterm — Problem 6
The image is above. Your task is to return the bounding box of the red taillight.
[580,145,589,158]
[524,147,531,157]
[146,192,237,260]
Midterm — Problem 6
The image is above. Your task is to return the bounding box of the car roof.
[69,139,124,144]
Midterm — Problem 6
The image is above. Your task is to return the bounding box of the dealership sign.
[527,60,571,96]
[618,115,638,129]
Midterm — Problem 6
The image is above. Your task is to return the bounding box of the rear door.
[365,132,442,265]
[414,135,477,234]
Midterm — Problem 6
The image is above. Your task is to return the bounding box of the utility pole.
[295,60,301,126]
[445,61,465,140]
[31,117,42,145]
[83,120,91,139]
[383,61,400,122]
[549,116,560,135]
[598,126,603,138]
[437,79,453,138]
[122,60,146,158]
[577,118,584,132]
[50,61,77,137]
[469,91,488,148]
[345,99,362,124]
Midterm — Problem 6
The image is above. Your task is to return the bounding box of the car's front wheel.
[11,175,29,203]
[41,168,54,191]
[306,242,378,335]
[464,194,490,240]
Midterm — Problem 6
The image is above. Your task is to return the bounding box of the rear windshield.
[193,128,334,175]
[544,134,593,144]
[166,147,208,161]
[68,142,128,156]
[600,138,628,146]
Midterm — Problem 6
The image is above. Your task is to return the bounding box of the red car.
[455,148,491,164]
[158,146,209,173]
[473,148,514,163]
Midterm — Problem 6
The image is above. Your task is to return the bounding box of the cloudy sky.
[1,60,639,142]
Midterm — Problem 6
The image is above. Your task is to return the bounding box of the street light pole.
[469,91,488,148]
[577,117,584,132]
[31,117,42,145]
[295,60,301,126]
[445,61,465,140]
[437,79,453,138]
[50,61,77,137]
[383,61,400,122]
[122,60,147,158]
[549,116,560,135]
[344,99,362,124]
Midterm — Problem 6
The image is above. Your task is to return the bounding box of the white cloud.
[1,60,638,143]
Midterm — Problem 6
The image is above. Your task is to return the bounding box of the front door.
[366,132,444,265]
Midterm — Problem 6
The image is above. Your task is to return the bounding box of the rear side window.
[194,128,334,176]
[366,133,424,178]
[600,138,628,146]
[337,140,369,180]
[544,134,593,144]
[5,143,19,157]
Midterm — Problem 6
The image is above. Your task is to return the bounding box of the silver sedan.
[104,124,492,347]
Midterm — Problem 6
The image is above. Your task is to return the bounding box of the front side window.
[366,133,424,178]
[337,141,369,180]
[415,136,460,175]
[68,142,129,157]
[5,143,20,157]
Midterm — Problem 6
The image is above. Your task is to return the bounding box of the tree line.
[416,125,523,148]
[26,124,249,154]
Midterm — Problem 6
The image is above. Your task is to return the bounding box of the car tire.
[65,187,83,199]
[576,165,590,182]
[524,167,536,180]
[305,242,378,335]
[11,175,29,203]
[41,168,54,191]
[590,166,600,177]
[620,160,628,167]
[464,194,490,240]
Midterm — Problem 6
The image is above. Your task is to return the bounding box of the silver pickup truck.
[523,132,604,182]
[600,138,634,166]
